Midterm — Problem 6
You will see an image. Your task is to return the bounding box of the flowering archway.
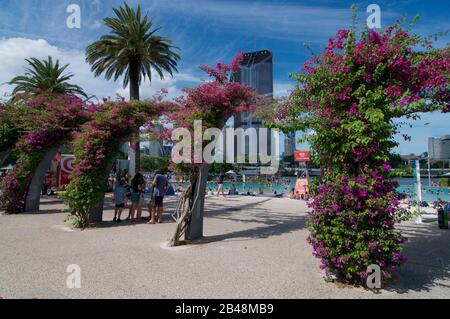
[61,98,171,228]
[270,23,449,285]
[61,53,257,239]
[0,94,91,213]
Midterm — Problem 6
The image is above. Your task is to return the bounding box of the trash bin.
[438,203,449,229]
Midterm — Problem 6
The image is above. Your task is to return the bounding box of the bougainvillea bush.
[168,53,257,165]
[0,94,91,213]
[0,100,27,155]
[61,99,166,228]
[269,23,449,284]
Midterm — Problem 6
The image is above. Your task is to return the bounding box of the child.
[113,177,128,222]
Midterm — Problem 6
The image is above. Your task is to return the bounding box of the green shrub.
[439,178,450,187]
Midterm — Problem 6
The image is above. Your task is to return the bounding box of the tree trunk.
[129,60,141,175]
[169,120,227,246]
[25,147,59,212]
[88,159,116,223]
[0,150,11,167]
[169,164,210,246]
[186,164,209,240]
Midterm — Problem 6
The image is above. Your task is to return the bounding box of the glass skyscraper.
[233,50,275,161]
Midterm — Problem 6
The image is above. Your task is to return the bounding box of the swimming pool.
[172,178,450,202]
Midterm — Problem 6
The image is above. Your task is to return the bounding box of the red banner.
[294,150,310,162]
[59,155,75,186]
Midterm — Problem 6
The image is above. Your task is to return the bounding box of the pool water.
[172,177,450,202]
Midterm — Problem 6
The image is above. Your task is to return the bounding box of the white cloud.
[0,37,199,101]
[148,0,393,43]
[89,20,102,30]
[273,81,294,98]
[0,37,112,99]
[115,75,192,101]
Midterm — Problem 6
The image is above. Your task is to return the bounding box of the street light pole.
[414,160,423,224]
[428,153,431,187]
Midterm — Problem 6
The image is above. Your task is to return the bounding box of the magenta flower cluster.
[0,94,91,213]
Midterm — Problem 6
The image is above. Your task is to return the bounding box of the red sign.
[59,155,75,186]
[294,150,310,162]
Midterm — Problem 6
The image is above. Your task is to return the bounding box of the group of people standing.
[113,170,168,224]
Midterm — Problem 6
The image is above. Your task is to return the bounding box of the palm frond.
[8,56,88,99]
[85,2,180,97]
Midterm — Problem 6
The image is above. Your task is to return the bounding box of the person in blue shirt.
[113,174,129,222]
[444,202,450,212]
[150,170,168,224]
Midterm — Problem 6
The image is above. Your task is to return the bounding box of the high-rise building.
[428,135,450,159]
[141,141,166,157]
[141,123,169,157]
[284,132,296,157]
[234,50,273,97]
[233,50,274,161]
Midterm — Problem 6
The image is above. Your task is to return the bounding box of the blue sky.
[0,0,448,155]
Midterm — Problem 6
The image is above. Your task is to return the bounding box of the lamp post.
[428,153,431,187]
[414,159,423,223]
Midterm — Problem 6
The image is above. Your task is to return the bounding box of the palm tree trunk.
[129,60,141,174]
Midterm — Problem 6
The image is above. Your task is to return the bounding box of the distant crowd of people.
[290,188,310,200]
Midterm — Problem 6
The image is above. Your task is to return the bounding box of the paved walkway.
[0,195,449,298]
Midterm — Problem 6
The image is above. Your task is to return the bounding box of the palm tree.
[8,56,87,98]
[85,2,180,173]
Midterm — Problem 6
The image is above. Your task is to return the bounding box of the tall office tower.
[141,123,167,157]
[428,135,450,159]
[233,50,274,161]
[284,132,296,157]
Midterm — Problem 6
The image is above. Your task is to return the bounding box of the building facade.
[284,132,296,157]
[233,50,274,160]
[428,135,450,159]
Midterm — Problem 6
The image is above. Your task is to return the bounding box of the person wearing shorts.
[113,177,128,222]
[127,173,144,221]
[217,172,226,197]
[147,184,155,224]
[136,174,146,221]
[150,170,168,224]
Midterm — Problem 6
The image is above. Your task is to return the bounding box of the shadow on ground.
[198,197,308,243]
[91,195,179,228]
[386,215,450,294]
